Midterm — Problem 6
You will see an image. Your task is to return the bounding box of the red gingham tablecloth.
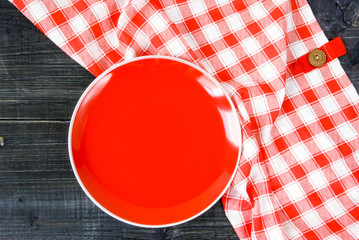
[10,0,359,239]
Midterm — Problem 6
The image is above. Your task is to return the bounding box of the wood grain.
[0,0,358,239]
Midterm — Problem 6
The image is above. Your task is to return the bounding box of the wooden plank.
[0,177,236,239]
[0,46,358,120]
[0,121,68,145]
[0,180,236,240]
[0,41,93,101]
[0,100,74,120]
[0,121,237,239]
[0,179,236,240]
[0,121,71,175]
[0,178,161,240]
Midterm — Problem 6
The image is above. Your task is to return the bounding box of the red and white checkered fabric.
[10,0,359,238]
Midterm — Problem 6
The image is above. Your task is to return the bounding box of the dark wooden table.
[1,0,358,239]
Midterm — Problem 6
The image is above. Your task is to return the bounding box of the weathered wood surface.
[0,0,358,239]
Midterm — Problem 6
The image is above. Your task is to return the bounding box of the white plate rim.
[68,55,242,228]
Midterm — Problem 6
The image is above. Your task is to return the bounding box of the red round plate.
[69,56,241,227]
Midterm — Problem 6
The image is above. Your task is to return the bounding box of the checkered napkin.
[11,0,359,238]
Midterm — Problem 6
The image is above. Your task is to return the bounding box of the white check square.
[91,2,109,21]
[315,133,335,151]
[242,37,260,55]
[133,0,146,10]
[282,222,301,239]
[150,14,167,33]
[287,13,295,31]
[330,60,345,77]
[183,33,197,49]
[291,41,307,58]
[227,210,244,227]
[325,235,342,240]
[273,0,287,5]
[189,0,206,15]
[165,6,182,23]
[332,160,350,178]
[298,105,317,123]
[325,199,346,217]
[337,123,357,141]
[258,196,274,214]
[215,0,231,6]
[251,164,266,182]
[275,115,294,134]
[134,30,150,49]
[265,227,284,239]
[302,211,323,228]
[250,3,267,20]
[316,31,328,46]
[167,38,186,56]
[200,59,215,75]
[301,5,316,23]
[260,126,272,145]
[252,96,268,115]
[124,47,135,60]
[344,85,359,104]
[291,144,311,163]
[54,0,71,8]
[271,155,288,173]
[70,15,88,33]
[29,1,48,20]
[348,188,359,203]
[71,54,86,68]
[106,30,120,48]
[88,42,103,59]
[243,139,258,160]
[218,49,237,67]
[203,24,221,42]
[347,223,359,238]
[265,23,283,42]
[260,62,278,81]
[47,28,66,47]
[321,96,339,114]
[308,170,328,190]
[305,69,324,87]
[285,78,301,96]
[226,13,244,32]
